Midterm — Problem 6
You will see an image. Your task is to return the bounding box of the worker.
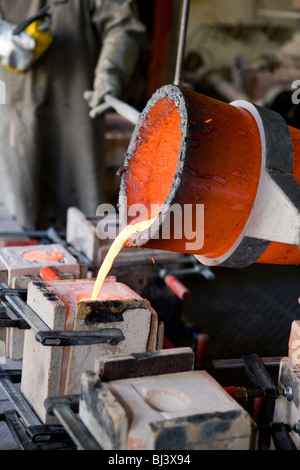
[0,0,148,230]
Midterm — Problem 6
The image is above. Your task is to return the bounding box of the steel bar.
[4,410,40,450]
[2,290,51,333]
[52,405,102,450]
[108,255,196,268]
[45,394,80,415]
[26,424,71,444]
[0,369,22,383]
[45,226,67,246]
[174,0,190,85]
[271,422,297,451]
[36,328,124,347]
[0,367,40,427]
[104,94,140,124]
[88,101,111,118]
[0,285,125,347]
[212,357,281,369]
[159,265,215,280]
[89,94,140,124]
[242,354,277,390]
[0,368,77,450]
[0,286,31,329]
[0,228,66,239]
[45,395,101,449]
[3,410,76,450]
[0,304,26,328]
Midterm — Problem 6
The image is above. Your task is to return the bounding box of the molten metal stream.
[91,218,156,300]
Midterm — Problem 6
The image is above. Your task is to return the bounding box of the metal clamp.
[0,284,124,347]
[36,328,124,346]
[0,409,76,450]
[45,395,102,450]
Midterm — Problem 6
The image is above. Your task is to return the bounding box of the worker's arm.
[85,0,148,109]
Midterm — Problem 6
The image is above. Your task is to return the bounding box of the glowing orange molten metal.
[22,250,64,262]
[91,218,155,300]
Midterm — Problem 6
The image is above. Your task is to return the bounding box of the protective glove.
[84,28,140,109]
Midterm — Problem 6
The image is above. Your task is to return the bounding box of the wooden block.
[0,244,78,359]
[156,321,164,350]
[289,320,300,366]
[79,371,128,450]
[147,307,158,352]
[0,243,81,285]
[21,278,157,421]
[66,207,101,263]
[21,281,67,424]
[65,295,152,395]
[147,411,253,450]
[0,259,7,283]
[6,328,25,361]
[80,370,254,450]
[12,274,41,289]
[6,274,40,360]
[273,357,300,449]
[5,272,77,361]
[0,244,80,362]
[52,280,153,397]
[95,347,194,382]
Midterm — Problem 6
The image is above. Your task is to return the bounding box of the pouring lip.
[118,84,188,247]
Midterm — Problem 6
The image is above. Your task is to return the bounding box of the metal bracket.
[26,423,72,445]
[36,328,124,346]
[0,287,30,329]
[0,284,124,347]
[45,395,102,450]
[0,365,77,450]
[242,353,278,391]
[0,410,76,450]
[0,368,22,383]
[271,422,297,451]
[0,410,40,450]
[242,353,293,400]
[0,365,40,428]
[0,304,29,328]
